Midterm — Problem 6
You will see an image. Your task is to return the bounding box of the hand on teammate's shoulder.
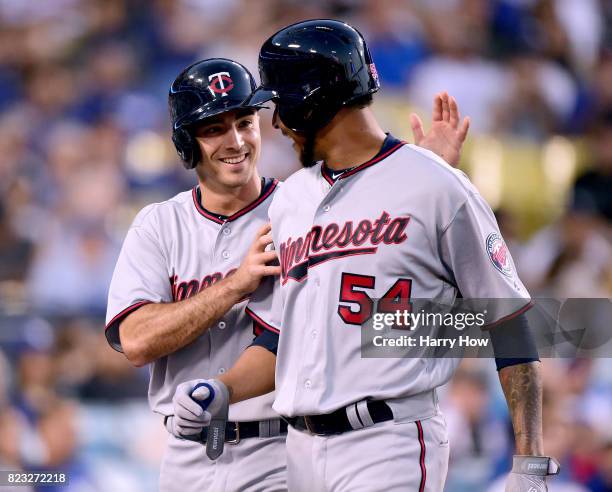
[227,223,281,298]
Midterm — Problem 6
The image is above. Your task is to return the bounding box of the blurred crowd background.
[0,0,611,490]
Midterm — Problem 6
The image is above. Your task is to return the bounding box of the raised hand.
[410,92,470,168]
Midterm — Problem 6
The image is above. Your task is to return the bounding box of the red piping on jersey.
[321,141,405,185]
[416,420,427,492]
[484,299,534,329]
[245,306,280,334]
[192,179,278,224]
[105,300,152,332]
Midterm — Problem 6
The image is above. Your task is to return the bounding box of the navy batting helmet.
[169,58,263,169]
[248,19,379,133]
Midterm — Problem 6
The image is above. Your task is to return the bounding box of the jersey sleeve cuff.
[245,306,280,334]
[483,299,534,329]
[105,301,153,352]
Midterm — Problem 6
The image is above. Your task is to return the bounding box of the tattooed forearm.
[498,361,544,455]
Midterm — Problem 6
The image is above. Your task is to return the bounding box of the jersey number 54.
[338,272,413,326]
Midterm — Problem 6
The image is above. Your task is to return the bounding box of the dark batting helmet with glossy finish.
[248,19,380,133]
[169,58,262,169]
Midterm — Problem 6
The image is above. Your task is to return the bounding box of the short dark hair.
[346,94,373,109]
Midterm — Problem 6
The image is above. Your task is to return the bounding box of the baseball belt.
[164,417,288,444]
[284,400,393,436]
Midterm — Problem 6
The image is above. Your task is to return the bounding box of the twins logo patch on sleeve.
[486,232,513,277]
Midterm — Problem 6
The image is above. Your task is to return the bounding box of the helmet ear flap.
[172,127,201,169]
[304,86,343,129]
[279,87,342,133]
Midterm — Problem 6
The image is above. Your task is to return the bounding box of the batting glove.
[505,455,560,492]
[166,379,228,441]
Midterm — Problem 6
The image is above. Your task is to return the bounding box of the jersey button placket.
[300,234,323,402]
[222,250,230,259]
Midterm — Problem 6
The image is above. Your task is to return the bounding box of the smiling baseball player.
[105,58,287,492]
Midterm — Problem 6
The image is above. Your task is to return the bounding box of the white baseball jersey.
[106,178,279,421]
[247,135,531,417]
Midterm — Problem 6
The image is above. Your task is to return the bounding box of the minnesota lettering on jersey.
[170,269,236,301]
[279,211,410,283]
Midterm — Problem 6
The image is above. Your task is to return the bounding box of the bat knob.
[190,382,215,411]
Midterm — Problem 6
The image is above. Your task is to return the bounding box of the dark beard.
[300,131,317,168]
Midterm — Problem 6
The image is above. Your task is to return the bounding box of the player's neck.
[197,173,262,216]
[317,107,387,171]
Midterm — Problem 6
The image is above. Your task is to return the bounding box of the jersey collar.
[321,134,405,185]
[192,177,278,224]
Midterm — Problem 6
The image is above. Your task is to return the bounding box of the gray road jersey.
[106,181,279,420]
[247,138,530,417]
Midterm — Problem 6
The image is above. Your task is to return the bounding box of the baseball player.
[106,56,468,492]
[169,21,561,491]
[105,58,287,492]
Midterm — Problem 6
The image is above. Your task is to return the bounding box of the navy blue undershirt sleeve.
[489,314,540,371]
[250,329,279,356]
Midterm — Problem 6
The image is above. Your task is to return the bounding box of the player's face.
[194,109,261,189]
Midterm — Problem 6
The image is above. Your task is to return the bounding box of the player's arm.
[216,274,281,402]
[167,332,277,441]
[410,92,470,167]
[498,361,544,455]
[119,224,280,366]
[218,345,276,403]
[168,270,282,433]
[498,360,560,490]
[218,321,279,403]
[489,314,544,455]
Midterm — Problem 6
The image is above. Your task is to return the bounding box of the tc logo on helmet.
[208,72,234,97]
